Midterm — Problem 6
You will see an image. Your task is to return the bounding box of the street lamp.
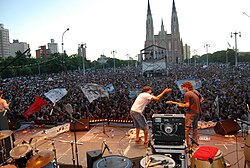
[62,28,69,53]
[61,28,69,72]
[126,54,130,67]
[231,31,241,66]
[81,43,87,75]
[111,50,116,72]
[204,44,210,66]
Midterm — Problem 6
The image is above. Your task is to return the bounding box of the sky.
[1,0,250,61]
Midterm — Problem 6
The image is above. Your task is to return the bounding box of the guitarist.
[166,82,204,150]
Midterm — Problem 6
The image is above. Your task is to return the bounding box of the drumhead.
[10,144,32,159]
[140,154,175,168]
[93,155,132,168]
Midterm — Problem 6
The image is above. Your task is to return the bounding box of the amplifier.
[152,114,185,145]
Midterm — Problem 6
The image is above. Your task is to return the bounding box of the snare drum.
[10,144,33,168]
[191,146,226,168]
[140,154,175,168]
[93,155,132,168]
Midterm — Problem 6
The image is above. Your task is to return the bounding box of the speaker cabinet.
[70,119,89,131]
[152,114,185,145]
[214,118,240,135]
[86,149,102,168]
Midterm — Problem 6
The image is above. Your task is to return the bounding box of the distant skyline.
[1,0,250,61]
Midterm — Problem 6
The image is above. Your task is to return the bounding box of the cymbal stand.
[51,140,58,167]
[52,107,83,167]
[68,141,75,167]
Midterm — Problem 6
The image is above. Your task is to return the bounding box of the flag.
[22,96,47,118]
[176,78,202,94]
[44,88,68,104]
[80,83,109,103]
[104,83,115,93]
[214,95,219,114]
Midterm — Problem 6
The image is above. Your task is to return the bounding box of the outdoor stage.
[0,121,249,168]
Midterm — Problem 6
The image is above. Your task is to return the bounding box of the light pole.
[111,50,116,72]
[204,44,210,66]
[243,12,250,18]
[61,28,69,72]
[126,54,130,67]
[226,42,231,67]
[231,31,241,66]
[81,43,87,75]
[62,28,69,53]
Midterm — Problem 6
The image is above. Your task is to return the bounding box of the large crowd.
[1,63,250,124]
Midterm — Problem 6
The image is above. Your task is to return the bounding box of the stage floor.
[1,123,248,168]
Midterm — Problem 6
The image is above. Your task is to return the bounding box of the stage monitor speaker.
[70,119,89,131]
[152,114,185,145]
[214,118,240,135]
[86,149,102,168]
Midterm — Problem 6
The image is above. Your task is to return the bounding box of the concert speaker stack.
[70,119,89,131]
[214,118,240,135]
[151,114,187,168]
[86,149,102,168]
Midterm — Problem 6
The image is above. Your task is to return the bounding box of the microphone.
[103,140,112,154]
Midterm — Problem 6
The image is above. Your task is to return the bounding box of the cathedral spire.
[172,0,176,13]
[147,0,151,16]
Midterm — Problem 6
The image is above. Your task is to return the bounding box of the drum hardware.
[102,140,112,156]
[26,150,54,168]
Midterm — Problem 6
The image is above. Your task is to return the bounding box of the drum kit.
[0,130,56,168]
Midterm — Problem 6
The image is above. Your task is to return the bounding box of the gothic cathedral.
[144,0,184,64]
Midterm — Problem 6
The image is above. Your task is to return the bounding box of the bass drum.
[93,155,132,168]
[140,154,175,168]
[191,146,226,168]
[9,144,33,168]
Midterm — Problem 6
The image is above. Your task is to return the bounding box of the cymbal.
[31,130,57,141]
[0,164,17,168]
[26,150,54,168]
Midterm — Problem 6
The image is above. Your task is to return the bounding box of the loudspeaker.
[152,114,185,145]
[214,118,240,135]
[70,119,89,131]
[86,149,102,168]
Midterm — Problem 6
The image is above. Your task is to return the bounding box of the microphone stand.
[53,107,85,168]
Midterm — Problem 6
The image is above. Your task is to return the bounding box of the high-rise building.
[48,39,58,54]
[10,39,29,57]
[144,0,185,64]
[0,24,11,58]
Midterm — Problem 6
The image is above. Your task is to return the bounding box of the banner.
[176,78,202,94]
[104,83,115,93]
[80,83,109,103]
[44,88,68,104]
[23,96,47,118]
